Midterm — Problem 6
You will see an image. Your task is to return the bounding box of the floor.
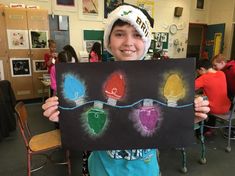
[1,102,235,176]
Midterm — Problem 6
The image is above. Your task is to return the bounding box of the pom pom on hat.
[104,4,154,60]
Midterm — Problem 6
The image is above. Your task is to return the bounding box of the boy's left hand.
[194,96,210,123]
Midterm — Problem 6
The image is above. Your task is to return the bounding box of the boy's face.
[109,24,145,61]
[212,61,225,70]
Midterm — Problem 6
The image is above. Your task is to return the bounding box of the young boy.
[42,4,210,176]
[195,59,230,136]
[211,54,235,101]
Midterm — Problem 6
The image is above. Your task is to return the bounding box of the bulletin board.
[83,30,104,41]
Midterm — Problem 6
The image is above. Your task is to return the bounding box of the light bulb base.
[75,98,84,106]
[167,100,177,107]
[107,98,117,106]
[143,99,153,106]
[94,101,103,109]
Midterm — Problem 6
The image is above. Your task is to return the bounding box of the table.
[38,77,51,102]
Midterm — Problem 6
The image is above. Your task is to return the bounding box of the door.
[205,23,225,60]
[187,23,206,59]
[231,24,235,59]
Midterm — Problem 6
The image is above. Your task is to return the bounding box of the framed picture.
[196,0,204,10]
[10,58,31,77]
[29,30,48,49]
[0,60,4,80]
[7,30,29,49]
[104,0,123,18]
[33,60,47,72]
[53,0,78,12]
[58,15,69,31]
[79,0,103,21]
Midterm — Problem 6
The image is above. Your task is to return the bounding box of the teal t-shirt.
[88,149,159,176]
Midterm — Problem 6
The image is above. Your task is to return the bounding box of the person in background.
[50,51,77,95]
[49,49,84,175]
[195,59,231,136]
[44,39,57,73]
[89,42,102,62]
[63,45,80,63]
[152,51,161,60]
[211,54,235,101]
[42,4,210,176]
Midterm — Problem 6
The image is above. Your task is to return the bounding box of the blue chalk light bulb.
[63,73,86,105]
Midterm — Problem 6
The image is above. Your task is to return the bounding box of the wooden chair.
[15,101,71,176]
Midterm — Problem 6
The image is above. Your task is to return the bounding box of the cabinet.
[1,6,49,100]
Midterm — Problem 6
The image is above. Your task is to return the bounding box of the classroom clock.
[169,24,178,35]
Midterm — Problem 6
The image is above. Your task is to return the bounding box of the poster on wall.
[33,60,47,72]
[104,0,123,18]
[7,30,29,49]
[10,58,31,77]
[56,59,195,150]
[54,0,78,11]
[0,60,4,80]
[153,32,169,51]
[82,0,98,15]
[29,30,48,49]
[136,0,155,18]
[79,0,102,21]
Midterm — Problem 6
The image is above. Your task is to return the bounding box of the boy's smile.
[109,24,145,61]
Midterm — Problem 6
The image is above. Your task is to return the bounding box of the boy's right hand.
[42,96,60,122]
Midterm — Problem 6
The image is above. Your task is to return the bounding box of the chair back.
[15,101,31,148]
[232,96,235,108]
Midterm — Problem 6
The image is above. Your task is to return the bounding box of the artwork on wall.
[33,60,47,72]
[84,40,102,53]
[56,59,195,150]
[149,32,169,54]
[10,58,31,77]
[104,0,123,18]
[0,60,4,80]
[136,0,155,18]
[154,32,169,50]
[196,0,204,10]
[7,30,29,49]
[79,0,102,21]
[29,30,48,49]
[53,0,78,12]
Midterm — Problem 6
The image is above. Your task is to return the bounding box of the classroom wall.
[207,0,235,58]
[189,0,210,24]
[0,0,234,59]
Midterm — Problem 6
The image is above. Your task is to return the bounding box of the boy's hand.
[42,96,60,122]
[194,96,210,123]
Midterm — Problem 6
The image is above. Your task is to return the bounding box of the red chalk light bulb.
[103,71,126,105]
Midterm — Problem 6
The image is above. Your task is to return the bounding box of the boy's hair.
[58,51,73,63]
[196,59,212,70]
[211,54,226,63]
[104,4,154,60]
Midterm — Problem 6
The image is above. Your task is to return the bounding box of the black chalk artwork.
[56,59,195,150]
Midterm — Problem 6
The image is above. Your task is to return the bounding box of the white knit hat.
[104,4,153,60]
